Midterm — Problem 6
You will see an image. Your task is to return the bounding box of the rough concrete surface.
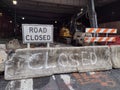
[0,44,7,72]
[1,69,120,90]
[5,79,33,90]
[0,50,7,71]
[110,45,120,68]
[0,44,6,50]
[6,39,21,50]
[5,46,112,80]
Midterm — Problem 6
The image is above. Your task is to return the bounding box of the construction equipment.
[59,10,90,45]
[59,27,72,44]
[59,0,98,46]
[59,27,71,38]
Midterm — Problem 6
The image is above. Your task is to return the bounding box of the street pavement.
[1,69,120,90]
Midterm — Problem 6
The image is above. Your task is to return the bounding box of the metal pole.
[45,43,50,68]
[47,43,50,48]
[27,43,30,48]
[87,0,98,28]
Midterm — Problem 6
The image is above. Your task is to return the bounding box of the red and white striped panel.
[86,28,117,33]
[84,37,116,42]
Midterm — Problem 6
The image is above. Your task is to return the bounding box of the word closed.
[5,46,112,80]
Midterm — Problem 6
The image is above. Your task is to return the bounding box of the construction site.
[0,0,120,90]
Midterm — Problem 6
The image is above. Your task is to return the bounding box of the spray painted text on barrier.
[5,46,112,80]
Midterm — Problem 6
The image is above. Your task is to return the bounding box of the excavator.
[59,0,98,46]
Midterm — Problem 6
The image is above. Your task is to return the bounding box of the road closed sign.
[22,24,53,43]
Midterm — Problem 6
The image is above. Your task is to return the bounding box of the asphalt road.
[1,69,120,90]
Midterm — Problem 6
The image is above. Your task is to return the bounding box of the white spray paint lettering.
[28,53,56,70]
[17,51,97,70]
[82,51,97,66]
[28,52,97,69]
[58,53,79,67]
[28,53,44,69]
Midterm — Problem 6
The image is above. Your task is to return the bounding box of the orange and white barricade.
[84,37,116,43]
[86,28,117,34]
[85,28,117,43]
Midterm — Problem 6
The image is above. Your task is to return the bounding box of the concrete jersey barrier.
[0,44,7,72]
[5,46,112,80]
[110,45,120,68]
